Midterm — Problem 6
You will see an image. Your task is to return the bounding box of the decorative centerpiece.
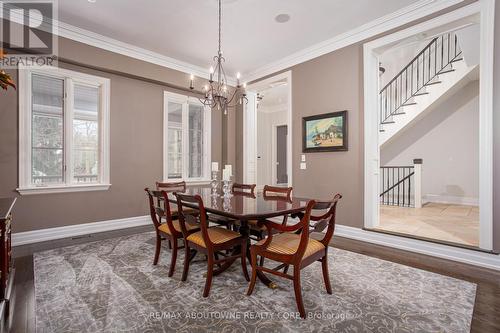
[222,164,233,197]
[211,162,220,196]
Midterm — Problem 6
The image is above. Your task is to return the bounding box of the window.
[18,66,110,194]
[164,92,211,183]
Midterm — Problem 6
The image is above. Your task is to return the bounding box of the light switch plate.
[300,162,306,170]
[301,154,306,162]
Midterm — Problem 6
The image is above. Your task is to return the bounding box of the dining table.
[166,186,311,288]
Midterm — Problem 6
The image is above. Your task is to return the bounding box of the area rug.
[34,232,476,332]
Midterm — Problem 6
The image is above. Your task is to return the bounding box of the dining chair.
[175,192,250,297]
[247,193,342,318]
[245,185,294,240]
[144,188,200,277]
[232,183,256,195]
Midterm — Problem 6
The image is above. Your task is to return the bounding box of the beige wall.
[290,46,364,228]
[0,37,223,233]
[234,0,500,251]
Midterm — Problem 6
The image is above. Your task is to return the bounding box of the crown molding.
[56,21,238,83]
[2,6,238,85]
[258,104,288,114]
[243,0,464,82]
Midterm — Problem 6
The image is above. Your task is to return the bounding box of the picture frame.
[302,110,348,152]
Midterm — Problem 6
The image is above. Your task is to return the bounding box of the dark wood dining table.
[166,186,311,287]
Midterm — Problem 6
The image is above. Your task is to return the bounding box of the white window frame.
[17,65,111,195]
[163,91,211,184]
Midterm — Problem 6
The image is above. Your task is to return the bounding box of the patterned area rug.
[34,232,476,332]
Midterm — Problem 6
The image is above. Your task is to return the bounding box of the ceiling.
[58,0,421,78]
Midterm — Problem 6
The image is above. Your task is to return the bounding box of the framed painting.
[302,111,348,152]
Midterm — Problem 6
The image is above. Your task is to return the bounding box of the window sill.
[17,184,111,195]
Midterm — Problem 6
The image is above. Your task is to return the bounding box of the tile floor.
[378,202,479,246]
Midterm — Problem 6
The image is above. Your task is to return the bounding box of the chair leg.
[167,239,172,249]
[168,237,178,277]
[283,264,289,274]
[293,266,306,319]
[153,233,161,265]
[181,244,191,282]
[321,255,332,294]
[246,247,258,296]
[203,254,215,297]
[240,242,250,281]
[259,255,265,267]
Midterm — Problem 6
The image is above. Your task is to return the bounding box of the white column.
[413,159,423,208]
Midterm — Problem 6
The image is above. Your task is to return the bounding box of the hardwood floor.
[7,228,500,332]
[379,202,480,246]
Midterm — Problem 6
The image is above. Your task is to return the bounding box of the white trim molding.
[17,65,111,195]
[424,194,479,206]
[334,225,500,271]
[246,71,293,187]
[162,91,212,183]
[12,215,150,246]
[363,1,495,250]
[244,0,464,82]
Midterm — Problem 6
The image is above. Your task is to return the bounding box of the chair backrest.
[156,181,186,192]
[232,183,256,195]
[310,194,342,247]
[263,185,292,200]
[174,192,213,246]
[144,188,168,230]
[293,200,316,260]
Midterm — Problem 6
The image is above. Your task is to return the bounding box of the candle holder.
[222,178,232,197]
[211,170,219,196]
[223,195,232,212]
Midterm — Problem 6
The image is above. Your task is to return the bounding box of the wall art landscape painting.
[303,111,348,152]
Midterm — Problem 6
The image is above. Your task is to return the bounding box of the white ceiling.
[58,0,420,78]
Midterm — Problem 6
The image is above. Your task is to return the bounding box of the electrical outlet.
[301,154,306,162]
[300,162,306,170]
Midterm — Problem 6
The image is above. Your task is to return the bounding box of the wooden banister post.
[413,159,423,208]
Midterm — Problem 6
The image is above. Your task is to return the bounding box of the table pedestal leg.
[239,219,275,288]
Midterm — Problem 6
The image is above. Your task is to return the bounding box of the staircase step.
[392,112,406,115]
[379,129,385,132]
[402,102,417,107]
[438,69,456,75]
[414,92,429,96]
[451,57,463,63]
[381,120,395,125]
[425,81,442,86]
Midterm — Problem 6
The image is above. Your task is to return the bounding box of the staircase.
[379,31,478,146]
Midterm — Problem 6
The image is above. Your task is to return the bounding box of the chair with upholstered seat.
[245,185,293,240]
[175,192,250,297]
[144,188,200,277]
[247,194,342,318]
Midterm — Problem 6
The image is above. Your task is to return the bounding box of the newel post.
[413,159,423,208]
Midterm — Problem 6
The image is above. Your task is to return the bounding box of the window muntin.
[19,66,110,194]
[164,93,210,182]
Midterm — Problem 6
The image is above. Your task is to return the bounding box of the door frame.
[363,0,495,250]
[244,71,293,188]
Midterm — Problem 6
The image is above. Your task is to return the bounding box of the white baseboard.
[334,225,500,271]
[12,215,500,271]
[12,215,150,247]
[424,194,479,206]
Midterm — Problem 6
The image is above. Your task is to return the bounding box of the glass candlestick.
[211,170,219,196]
[222,178,232,197]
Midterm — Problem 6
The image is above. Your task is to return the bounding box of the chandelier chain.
[218,0,222,55]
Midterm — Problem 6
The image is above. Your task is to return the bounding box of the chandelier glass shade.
[189,0,247,114]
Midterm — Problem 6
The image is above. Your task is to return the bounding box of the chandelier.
[189,0,247,114]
